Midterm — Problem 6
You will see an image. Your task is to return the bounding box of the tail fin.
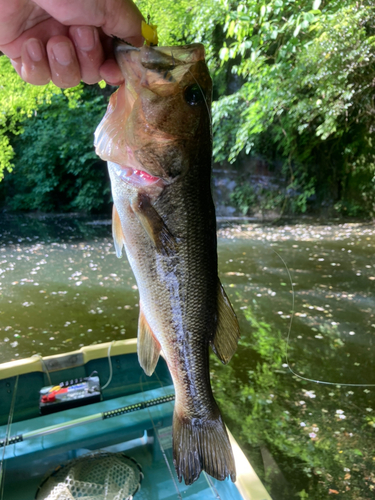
[172,411,236,485]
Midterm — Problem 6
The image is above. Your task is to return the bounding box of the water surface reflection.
[0,215,374,498]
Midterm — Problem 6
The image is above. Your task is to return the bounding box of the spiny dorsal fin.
[210,281,240,364]
[138,306,161,376]
[112,204,125,258]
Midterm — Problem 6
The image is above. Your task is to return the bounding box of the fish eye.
[184,84,204,106]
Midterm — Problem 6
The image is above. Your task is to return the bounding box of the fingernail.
[75,27,95,51]
[52,42,72,66]
[26,39,43,62]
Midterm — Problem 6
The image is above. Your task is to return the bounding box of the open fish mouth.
[108,161,165,188]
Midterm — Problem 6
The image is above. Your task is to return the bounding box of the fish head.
[94,41,212,196]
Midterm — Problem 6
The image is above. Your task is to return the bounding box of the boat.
[0,339,271,500]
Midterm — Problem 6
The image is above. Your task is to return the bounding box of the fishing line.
[202,471,222,499]
[101,341,115,390]
[150,364,175,408]
[167,48,212,140]
[186,67,213,135]
[273,248,375,387]
[0,375,19,500]
[32,354,52,385]
[139,373,182,500]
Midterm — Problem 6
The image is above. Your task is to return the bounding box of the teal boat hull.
[0,340,271,500]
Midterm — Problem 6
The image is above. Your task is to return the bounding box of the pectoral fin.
[210,281,240,364]
[131,194,177,256]
[138,307,161,376]
[112,204,126,258]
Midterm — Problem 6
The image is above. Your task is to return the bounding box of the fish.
[94,40,240,485]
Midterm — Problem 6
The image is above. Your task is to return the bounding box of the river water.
[0,214,374,498]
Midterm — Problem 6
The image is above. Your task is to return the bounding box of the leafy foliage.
[139,0,375,216]
[0,56,82,181]
[1,0,374,215]
[214,0,375,215]
[1,86,110,212]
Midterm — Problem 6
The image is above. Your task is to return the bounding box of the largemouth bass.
[94,40,240,485]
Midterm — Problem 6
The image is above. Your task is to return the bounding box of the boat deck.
[2,387,253,500]
[0,340,271,500]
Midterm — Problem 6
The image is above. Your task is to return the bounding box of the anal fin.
[131,193,177,256]
[138,306,161,376]
[112,204,125,258]
[210,281,240,364]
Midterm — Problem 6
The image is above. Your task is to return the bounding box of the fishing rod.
[0,393,175,449]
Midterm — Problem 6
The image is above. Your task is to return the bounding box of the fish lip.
[109,161,169,189]
[113,42,143,95]
[113,41,140,55]
[114,40,207,80]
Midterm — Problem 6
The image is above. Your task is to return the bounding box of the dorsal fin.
[137,306,161,376]
[112,204,125,258]
[210,281,240,364]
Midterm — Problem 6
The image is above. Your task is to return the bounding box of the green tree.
[0,56,83,181]
[1,85,110,212]
[214,0,375,215]
[2,0,374,215]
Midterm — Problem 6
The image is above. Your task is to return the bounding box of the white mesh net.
[36,452,143,500]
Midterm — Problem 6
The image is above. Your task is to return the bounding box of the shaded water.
[0,214,374,498]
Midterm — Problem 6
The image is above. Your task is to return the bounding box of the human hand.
[0,0,144,88]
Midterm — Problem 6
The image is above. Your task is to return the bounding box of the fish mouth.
[114,41,206,84]
[113,43,142,98]
[109,161,165,188]
[94,75,170,183]
[94,41,209,184]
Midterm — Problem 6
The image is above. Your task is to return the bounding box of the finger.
[97,34,124,85]
[47,35,81,88]
[20,38,51,85]
[99,59,124,86]
[0,18,69,60]
[10,57,22,77]
[70,26,104,85]
[33,0,144,43]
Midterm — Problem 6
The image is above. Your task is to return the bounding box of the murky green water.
[0,214,374,498]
